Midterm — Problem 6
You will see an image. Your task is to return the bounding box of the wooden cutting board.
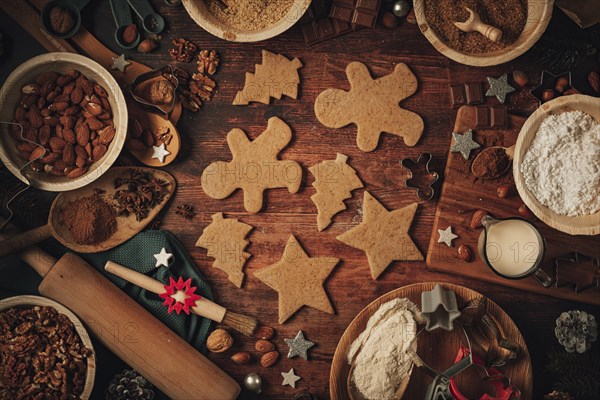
[330,283,532,399]
[426,107,600,305]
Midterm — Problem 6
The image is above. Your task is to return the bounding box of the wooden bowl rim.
[182,0,311,43]
[0,295,96,399]
[413,0,554,66]
[0,52,127,192]
[330,282,532,399]
[513,94,600,236]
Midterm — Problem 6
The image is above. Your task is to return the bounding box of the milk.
[484,219,542,277]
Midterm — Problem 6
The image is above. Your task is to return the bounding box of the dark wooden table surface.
[1,2,599,399]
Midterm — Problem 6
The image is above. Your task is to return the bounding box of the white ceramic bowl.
[0,295,96,399]
[182,0,311,42]
[513,95,600,236]
[0,53,127,191]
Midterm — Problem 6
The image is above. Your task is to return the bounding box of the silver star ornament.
[437,226,458,247]
[485,73,516,103]
[111,54,131,73]
[284,330,314,360]
[451,130,480,160]
[281,368,301,388]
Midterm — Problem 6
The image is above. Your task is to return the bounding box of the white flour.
[521,110,600,216]
[347,298,423,400]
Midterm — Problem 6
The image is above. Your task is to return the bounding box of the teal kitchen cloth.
[78,229,213,352]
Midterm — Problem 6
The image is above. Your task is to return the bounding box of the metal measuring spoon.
[109,0,140,49]
[41,0,91,39]
[127,0,165,34]
[471,145,515,179]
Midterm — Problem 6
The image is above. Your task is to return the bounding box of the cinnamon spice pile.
[60,194,117,245]
[425,0,527,53]
[471,147,510,178]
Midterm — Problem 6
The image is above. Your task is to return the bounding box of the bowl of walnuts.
[0,295,95,399]
[0,52,127,191]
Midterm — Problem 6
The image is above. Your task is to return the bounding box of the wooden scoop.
[454,7,503,43]
[0,167,175,257]
[471,145,515,179]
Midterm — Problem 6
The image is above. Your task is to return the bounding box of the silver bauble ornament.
[393,0,410,17]
[243,373,262,394]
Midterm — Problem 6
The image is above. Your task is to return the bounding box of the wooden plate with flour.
[329,282,532,399]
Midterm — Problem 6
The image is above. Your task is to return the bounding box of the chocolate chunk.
[490,105,508,129]
[330,0,381,28]
[449,82,484,108]
[300,0,361,45]
[474,106,490,129]
[474,105,509,129]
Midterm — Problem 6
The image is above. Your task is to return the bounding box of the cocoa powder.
[60,194,117,245]
[471,147,510,178]
[425,0,527,53]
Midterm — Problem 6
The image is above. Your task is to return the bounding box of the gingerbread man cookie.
[201,117,302,213]
[314,62,424,152]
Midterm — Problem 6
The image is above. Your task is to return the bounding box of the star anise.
[175,204,195,220]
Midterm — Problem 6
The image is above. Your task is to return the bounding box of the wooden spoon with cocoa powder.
[471,145,515,179]
[0,167,175,257]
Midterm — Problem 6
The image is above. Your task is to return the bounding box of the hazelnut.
[588,71,600,93]
[512,70,529,88]
[518,204,536,219]
[255,339,275,353]
[541,89,555,102]
[255,326,275,340]
[564,88,580,95]
[405,8,417,24]
[206,328,233,353]
[260,351,279,368]
[555,76,569,93]
[470,210,487,229]
[231,351,251,365]
[138,39,158,54]
[496,184,513,198]
[380,12,399,28]
[457,244,473,262]
[122,24,138,44]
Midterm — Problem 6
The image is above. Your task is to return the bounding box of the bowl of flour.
[514,94,600,235]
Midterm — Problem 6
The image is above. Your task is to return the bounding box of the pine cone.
[555,310,598,353]
[544,390,574,400]
[106,369,155,400]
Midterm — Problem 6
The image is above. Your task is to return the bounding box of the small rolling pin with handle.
[104,261,257,336]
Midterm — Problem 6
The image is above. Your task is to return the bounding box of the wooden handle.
[0,224,52,259]
[0,218,56,277]
[477,23,503,43]
[105,261,227,323]
[40,254,240,399]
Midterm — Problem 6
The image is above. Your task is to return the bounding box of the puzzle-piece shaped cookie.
[196,212,253,288]
[201,117,302,213]
[315,62,424,152]
[309,153,363,231]
[233,50,302,105]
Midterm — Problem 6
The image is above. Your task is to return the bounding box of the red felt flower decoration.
[159,276,202,315]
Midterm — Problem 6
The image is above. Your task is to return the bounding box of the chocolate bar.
[330,0,381,28]
[475,105,508,129]
[299,0,361,45]
[449,82,483,108]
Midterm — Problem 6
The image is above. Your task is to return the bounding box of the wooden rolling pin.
[0,221,240,399]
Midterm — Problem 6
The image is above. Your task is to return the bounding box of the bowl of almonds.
[0,52,127,191]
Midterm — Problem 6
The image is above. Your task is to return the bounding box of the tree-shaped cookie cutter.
[400,152,439,201]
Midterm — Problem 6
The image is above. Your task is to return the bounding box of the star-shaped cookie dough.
[485,73,516,104]
[154,247,173,268]
[281,368,301,388]
[111,54,131,73]
[437,226,458,247]
[285,331,314,360]
[336,191,423,280]
[152,143,170,163]
[451,130,480,160]
[254,235,339,324]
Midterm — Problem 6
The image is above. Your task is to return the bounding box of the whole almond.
[496,184,513,198]
[44,116,59,126]
[137,39,158,54]
[15,106,26,121]
[512,70,529,88]
[41,152,60,164]
[64,105,80,116]
[206,328,233,353]
[49,137,66,151]
[100,97,111,113]
[92,144,107,162]
[94,84,108,98]
[122,24,138,44]
[63,128,76,144]
[260,351,279,368]
[130,118,143,138]
[67,167,87,179]
[98,112,112,120]
[17,142,36,152]
[63,143,75,165]
[29,147,46,161]
[76,123,90,146]
[470,210,487,229]
[54,93,69,103]
[75,155,86,168]
[71,87,83,104]
[255,340,275,353]
[85,102,103,116]
[48,101,69,112]
[255,326,275,340]
[75,144,87,159]
[39,125,51,145]
[39,81,55,97]
[86,118,103,131]
[99,126,116,144]
[27,106,43,128]
[231,352,251,365]
[143,129,155,148]
[35,71,59,85]
[588,71,600,93]
[56,74,73,87]
[457,244,473,262]
[63,82,75,95]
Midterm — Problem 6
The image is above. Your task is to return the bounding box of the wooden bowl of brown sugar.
[182,0,311,42]
[414,0,553,66]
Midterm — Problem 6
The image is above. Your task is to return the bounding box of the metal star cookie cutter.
[530,70,577,105]
[127,64,179,119]
[553,252,600,294]
[400,152,439,201]
[421,284,461,331]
